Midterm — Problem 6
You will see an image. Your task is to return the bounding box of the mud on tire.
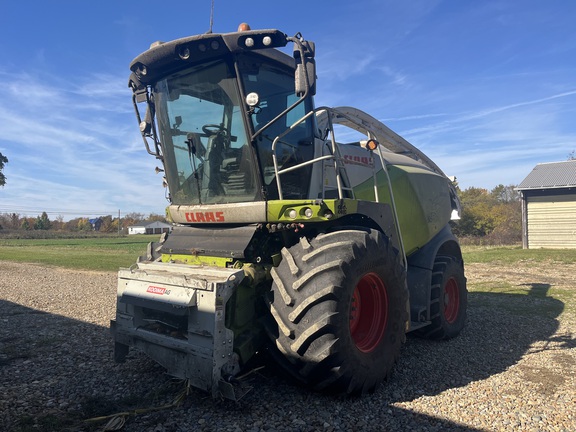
[265,229,408,395]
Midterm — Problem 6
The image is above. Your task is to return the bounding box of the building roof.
[128,220,171,228]
[517,160,576,190]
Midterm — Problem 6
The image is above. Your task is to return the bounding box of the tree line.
[0,212,167,234]
[452,184,521,244]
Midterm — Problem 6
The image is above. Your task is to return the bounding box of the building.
[128,220,172,235]
[516,160,576,248]
[88,218,103,231]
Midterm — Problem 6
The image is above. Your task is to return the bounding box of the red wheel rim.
[443,277,460,323]
[349,273,388,353]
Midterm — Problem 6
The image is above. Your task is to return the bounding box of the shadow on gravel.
[1,280,574,432]
[0,300,171,432]
[387,283,575,402]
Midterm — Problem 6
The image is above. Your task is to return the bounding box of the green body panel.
[353,164,452,256]
[266,199,359,223]
[162,253,233,267]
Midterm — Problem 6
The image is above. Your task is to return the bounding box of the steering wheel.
[202,124,227,136]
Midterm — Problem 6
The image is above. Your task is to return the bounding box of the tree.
[20,218,31,230]
[490,184,521,203]
[148,213,168,223]
[100,215,119,233]
[0,213,20,230]
[64,217,89,231]
[453,187,495,237]
[10,213,20,229]
[34,212,52,230]
[122,212,145,230]
[489,200,522,243]
[77,218,92,232]
[0,152,7,187]
[51,215,65,231]
[453,185,522,243]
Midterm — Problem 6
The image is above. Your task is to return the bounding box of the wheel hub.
[443,277,460,323]
[349,273,388,353]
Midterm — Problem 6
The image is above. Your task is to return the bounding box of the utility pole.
[118,209,121,236]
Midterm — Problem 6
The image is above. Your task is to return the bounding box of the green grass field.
[2,236,576,270]
[461,245,576,320]
[462,244,576,264]
[0,235,153,271]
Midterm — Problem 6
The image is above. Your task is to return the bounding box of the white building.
[517,160,576,248]
[128,221,172,235]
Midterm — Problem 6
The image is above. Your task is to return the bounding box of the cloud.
[400,90,576,143]
[0,70,166,219]
[399,92,576,189]
[316,50,378,83]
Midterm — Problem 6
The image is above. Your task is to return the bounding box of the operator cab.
[129,27,317,205]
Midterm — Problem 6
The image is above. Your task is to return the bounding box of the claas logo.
[184,212,225,222]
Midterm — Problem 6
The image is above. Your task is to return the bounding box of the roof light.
[245,37,255,48]
[178,47,190,60]
[238,23,251,32]
[263,36,272,46]
[210,40,220,50]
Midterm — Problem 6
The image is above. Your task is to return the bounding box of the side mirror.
[294,40,316,96]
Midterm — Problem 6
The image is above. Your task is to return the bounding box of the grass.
[462,244,576,264]
[462,245,576,320]
[0,235,154,271]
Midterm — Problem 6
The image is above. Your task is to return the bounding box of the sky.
[1,1,576,220]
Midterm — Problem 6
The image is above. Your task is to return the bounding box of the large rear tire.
[416,255,467,340]
[265,229,408,394]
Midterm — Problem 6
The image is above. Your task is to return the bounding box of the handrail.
[271,107,355,200]
[270,105,408,263]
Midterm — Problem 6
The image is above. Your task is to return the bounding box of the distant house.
[88,218,103,231]
[517,160,576,248]
[128,221,172,235]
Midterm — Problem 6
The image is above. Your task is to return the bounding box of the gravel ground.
[1,260,575,432]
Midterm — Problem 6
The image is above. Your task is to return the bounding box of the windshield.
[155,60,257,204]
[239,55,315,200]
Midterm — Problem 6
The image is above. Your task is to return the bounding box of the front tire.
[265,229,408,394]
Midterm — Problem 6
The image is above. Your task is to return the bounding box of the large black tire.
[416,255,467,340]
[265,229,408,395]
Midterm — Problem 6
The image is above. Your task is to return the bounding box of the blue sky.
[1,1,575,220]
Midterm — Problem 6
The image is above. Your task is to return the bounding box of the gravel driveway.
[1,260,575,431]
